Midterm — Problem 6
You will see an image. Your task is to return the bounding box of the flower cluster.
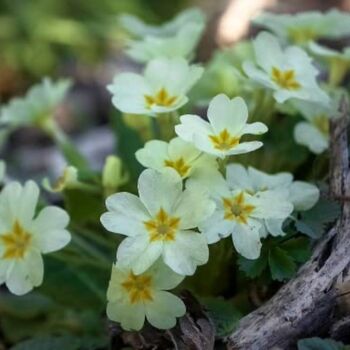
[3,5,347,339]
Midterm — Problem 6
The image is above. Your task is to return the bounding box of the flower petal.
[294,122,328,154]
[135,140,169,171]
[289,181,319,211]
[162,230,209,275]
[148,259,184,290]
[145,291,186,329]
[138,168,182,216]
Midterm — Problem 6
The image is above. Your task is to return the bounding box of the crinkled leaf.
[281,237,311,263]
[202,297,243,337]
[268,247,296,281]
[296,198,341,239]
[298,337,349,350]
[238,247,268,278]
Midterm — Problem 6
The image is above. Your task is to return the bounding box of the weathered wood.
[227,98,350,350]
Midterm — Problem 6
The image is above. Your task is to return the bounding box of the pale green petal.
[117,234,163,274]
[239,122,268,136]
[107,300,145,331]
[248,167,293,192]
[135,140,169,171]
[294,121,328,154]
[232,221,262,259]
[145,291,186,329]
[0,161,5,183]
[173,188,215,230]
[252,190,293,219]
[226,164,254,193]
[175,114,212,143]
[289,181,319,211]
[168,137,201,163]
[108,73,150,115]
[26,250,44,287]
[18,181,39,226]
[6,260,33,295]
[106,264,129,303]
[148,260,184,290]
[101,193,149,236]
[138,168,182,216]
[163,230,208,275]
[242,62,276,89]
[207,95,248,135]
[253,32,284,71]
[265,218,286,237]
[199,210,234,244]
[226,141,263,156]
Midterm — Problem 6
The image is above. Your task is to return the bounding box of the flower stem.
[151,117,161,140]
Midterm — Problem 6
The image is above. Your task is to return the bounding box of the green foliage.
[298,337,350,350]
[11,335,107,350]
[295,198,341,239]
[202,297,243,337]
[110,111,144,184]
[238,236,311,281]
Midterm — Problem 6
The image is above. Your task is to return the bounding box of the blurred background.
[0,0,349,178]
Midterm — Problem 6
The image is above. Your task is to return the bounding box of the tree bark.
[227,98,350,350]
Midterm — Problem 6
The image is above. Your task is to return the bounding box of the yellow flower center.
[121,272,153,304]
[164,158,191,177]
[144,88,178,108]
[271,67,301,90]
[144,208,180,242]
[312,114,329,136]
[0,221,32,260]
[209,129,240,151]
[288,27,317,44]
[222,192,255,224]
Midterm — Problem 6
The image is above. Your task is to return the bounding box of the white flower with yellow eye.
[107,57,203,116]
[135,137,218,179]
[100,168,214,276]
[188,168,293,259]
[107,259,185,331]
[253,9,350,45]
[119,8,205,38]
[224,163,319,237]
[243,32,329,104]
[0,78,71,130]
[292,99,334,154]
[0,181,71,295]
[175,94,267,159]
[125,23,204,63]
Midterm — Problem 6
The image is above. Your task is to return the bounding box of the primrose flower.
[43,166,79,193]
[253,9,350,45]
[0,78,71,130]
[135,137,218,179]
[125,23,204,63]
[292,100,334,154]
[175,94,267,159]
[101,168,214,276]
[0,181,71,295]
[107,259,185,331]
[243,32,329,104]
[309,42,350,86]
[189,168,293,259]
[223,163,319,237]
[119,7,205,38]
[108,57,203,116]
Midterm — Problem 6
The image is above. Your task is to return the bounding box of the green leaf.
[238,247,268,278]
[110,111,144,183]
[11,335,107,350]
[298,337,348,350]
[0,292,55,319]
[296,198,341,239]
[268,247,296,281]
[202,297,242,337]
[281,237,311,263]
